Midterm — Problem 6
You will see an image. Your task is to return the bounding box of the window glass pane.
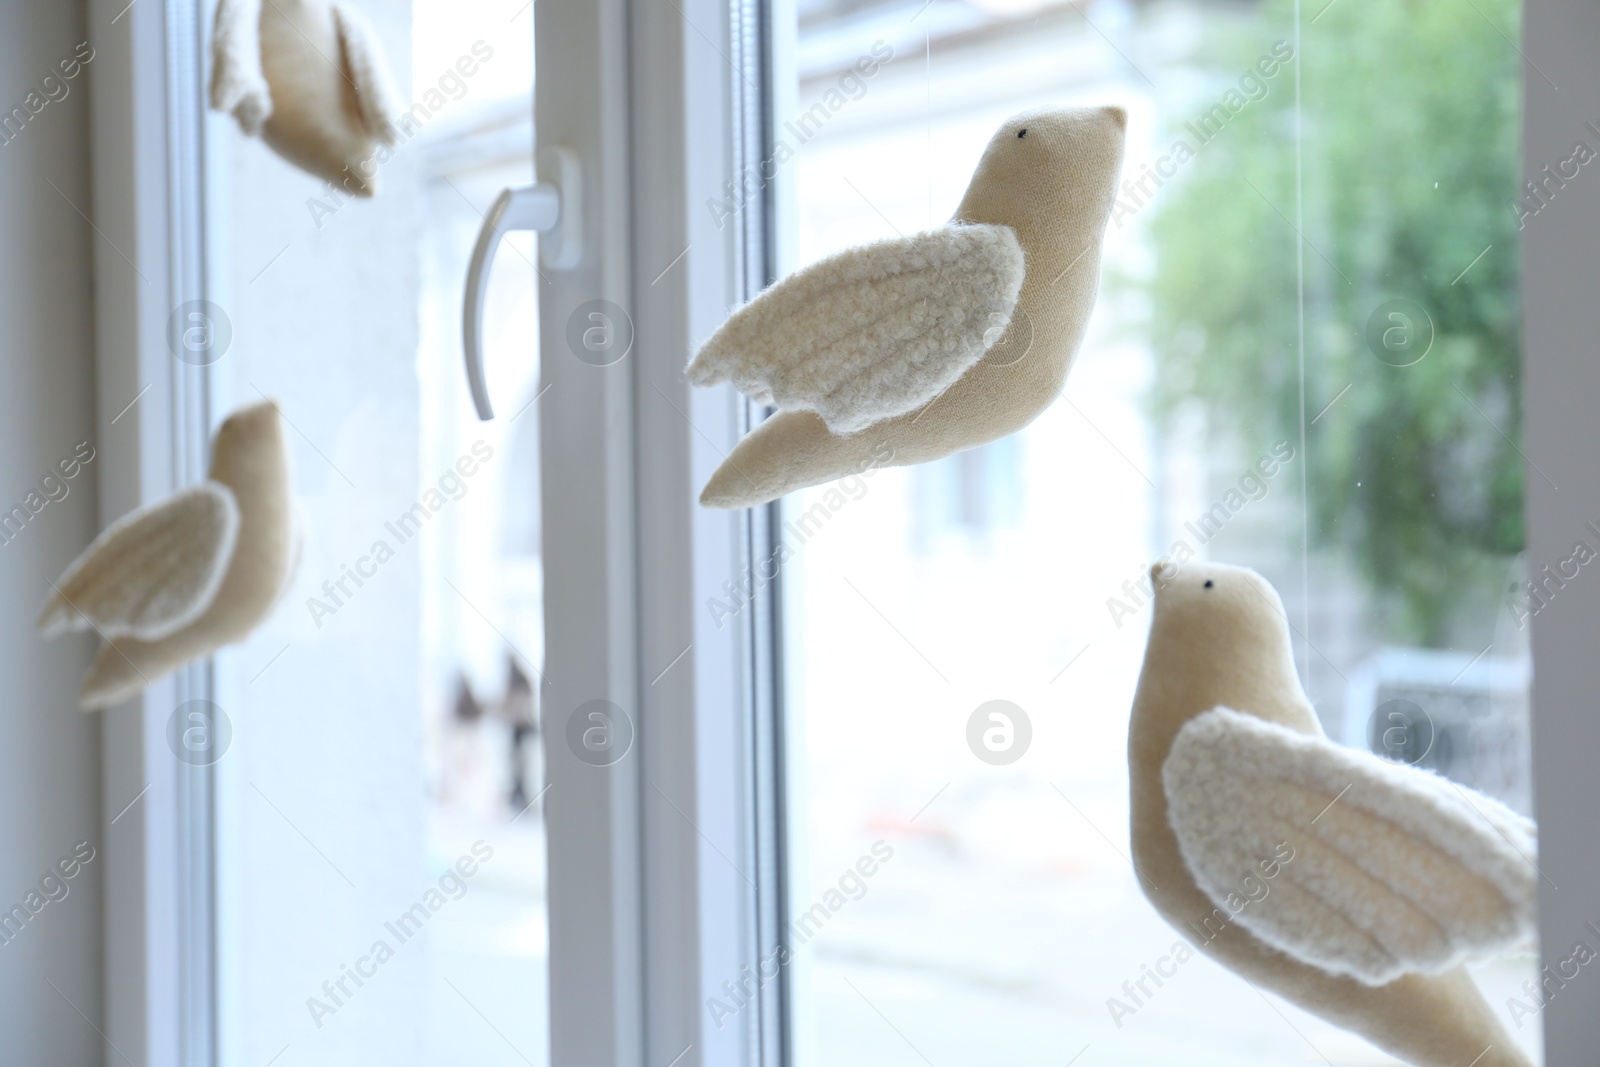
[211,3,548,1064]
[781,0,1537,1063]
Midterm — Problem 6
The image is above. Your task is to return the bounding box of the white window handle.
[462,145,583,419]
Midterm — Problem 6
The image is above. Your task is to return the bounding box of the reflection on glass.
[414,102,548,1066]
[215,2,546,1064]
[783,0,1536,1062]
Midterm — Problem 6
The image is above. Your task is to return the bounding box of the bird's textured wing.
[686,224,1025,435]
[1163,707,1538,986]
[332,3,402,145]
[38,484,241,643]
[209,0,272,134]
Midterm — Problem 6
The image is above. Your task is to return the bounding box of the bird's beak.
[1148,560,1181,604]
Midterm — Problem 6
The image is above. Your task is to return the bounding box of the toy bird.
[209,0,401,194]
[687,105,1126,508]
[1129,560,1537,1067]
[39,401,295,711]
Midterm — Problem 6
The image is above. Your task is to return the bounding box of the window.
[86,0,1600,1063]
[775,0,1540,1063]
[208,5,550,1064]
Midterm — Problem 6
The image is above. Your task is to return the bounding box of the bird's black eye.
[1203,579,1214,589]
[1017,128,1027,138]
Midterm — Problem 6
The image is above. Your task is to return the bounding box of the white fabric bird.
[209,0,401,194]
[688,106,1126,508]
[1128,560,1537,1067]
[690,225,1026,435]
[39,401,295,711]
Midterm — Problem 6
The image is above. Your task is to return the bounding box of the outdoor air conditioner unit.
[1341,646,1532,816]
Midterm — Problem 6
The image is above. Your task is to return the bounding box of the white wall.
[0,1,105,1062]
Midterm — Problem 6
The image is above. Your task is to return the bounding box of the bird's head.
[215,399,283,449]
[208,399,287,486]
[1148,560,1293,667]
[959,106,1126,240]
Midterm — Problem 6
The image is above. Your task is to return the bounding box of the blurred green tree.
[1143,0,1523,644]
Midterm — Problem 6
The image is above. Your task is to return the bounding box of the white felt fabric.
[38,484,240,643]
[1165,706,1538,986]
[209,0,272,133]
[331,3,402,145]
[1130,560,1535,1067]
[693,107,1126,507]
[39,401,294,711]
[687,224,1025,435]
[209,0,400,193]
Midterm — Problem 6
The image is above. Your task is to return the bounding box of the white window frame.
[1524,0,1600,1058]
[88,0,218,1063]
[90,0,780,1065]
[87,0,1600,1064]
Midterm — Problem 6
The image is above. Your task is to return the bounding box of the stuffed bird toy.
[39,401,295,711]
[1129,560,1537,1067]
[687,105,1126,508]
[209,0,401,194]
